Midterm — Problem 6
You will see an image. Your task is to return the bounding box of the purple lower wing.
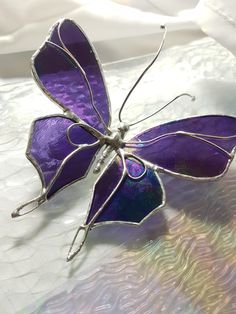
[127,115,236,178]
[46,143,100,198]
[27,115,98,195]
[32,41,106,133]
[86,157,164,225]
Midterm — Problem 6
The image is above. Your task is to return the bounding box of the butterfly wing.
[67,154,165,260]
[27,115,100,199]
[32,19,111,133]
[83,115,236,228]
[84,156,164,227]
[126,115,236,179]
[58,19,111,128]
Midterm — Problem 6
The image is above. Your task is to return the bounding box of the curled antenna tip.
[191,95,196,101]
[160,24,166,30]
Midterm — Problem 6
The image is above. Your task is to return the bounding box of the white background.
[0,0,236,80]
[1,1,236,313]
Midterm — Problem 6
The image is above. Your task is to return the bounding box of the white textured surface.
[1,37,236,313]
[0,1,198,55]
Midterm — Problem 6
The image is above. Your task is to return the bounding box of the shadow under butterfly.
[11,19,236,262]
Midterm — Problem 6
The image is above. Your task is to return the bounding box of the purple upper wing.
[32,19,111,134]
[27,115,99,198]
[126,115,236,179]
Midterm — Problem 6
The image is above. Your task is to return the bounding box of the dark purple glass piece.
[128,115,236,178]
[86,157,123,224]
[47,22,61,46]
[47,143,100,198]
[125,158,145,178]
[86,157,163,225]
[32,41,106,133]
[132,115,236,144]
[59,19,111,127]
[28,115,97,188]
[68,124,96,146]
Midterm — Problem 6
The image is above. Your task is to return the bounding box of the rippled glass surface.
[1,37,236,314]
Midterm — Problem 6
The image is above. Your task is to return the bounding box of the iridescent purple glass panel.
[128,115,236,178]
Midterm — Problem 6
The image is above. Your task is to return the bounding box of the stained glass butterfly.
[12,19,236,262]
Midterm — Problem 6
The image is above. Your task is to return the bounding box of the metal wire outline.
[31,18,111,134]
[118,25,167,123]
[12,19,236,261]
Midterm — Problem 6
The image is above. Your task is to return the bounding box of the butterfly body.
[11,18,236,261]
[93,124,129,173]
[99,123,128,149]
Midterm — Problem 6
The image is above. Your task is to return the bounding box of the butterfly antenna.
[129,93,195,127]
[118,25,167,123]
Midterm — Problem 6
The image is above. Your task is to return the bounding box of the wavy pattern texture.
[29,174,236,314]
[1,37,236,314]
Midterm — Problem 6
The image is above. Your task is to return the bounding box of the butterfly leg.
[11,192,46,218]
[66,149,167,262]
[67,224,90,262]
[66,150,127,261]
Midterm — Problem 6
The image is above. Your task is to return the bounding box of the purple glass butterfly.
[12,19,236,261]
